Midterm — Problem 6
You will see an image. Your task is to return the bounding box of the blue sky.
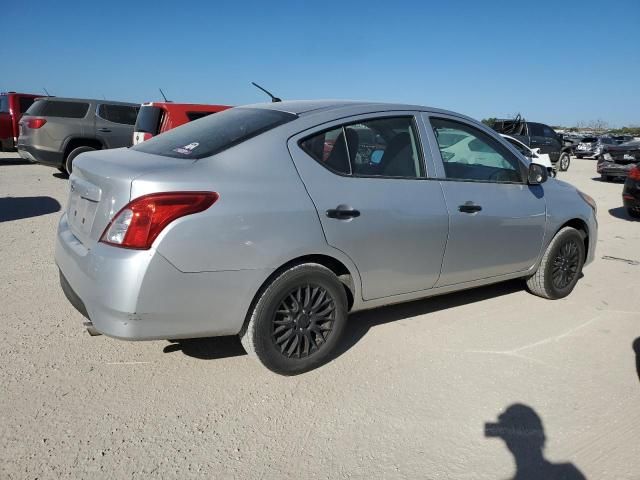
[2,0,638,126]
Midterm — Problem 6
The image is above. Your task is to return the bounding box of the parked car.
[133,102,231,145]
[597,139,640,181]
[622,164,640,218]
[18,97,139,174]
[0,91,41,151]
[575,136,616,158]
[56,101,597,375]
[501,134,556,177]
[492,118,572,172]
[612,135,634,145]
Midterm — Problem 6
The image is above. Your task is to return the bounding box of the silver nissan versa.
[55,101,598,375]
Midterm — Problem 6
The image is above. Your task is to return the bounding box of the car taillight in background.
[26,118,46,129]
[100,192,219,250]
[628,165,640,181]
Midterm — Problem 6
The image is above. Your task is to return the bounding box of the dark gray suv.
[17,97,139,174]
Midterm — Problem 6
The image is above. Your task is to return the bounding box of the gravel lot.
[1,151,638,479]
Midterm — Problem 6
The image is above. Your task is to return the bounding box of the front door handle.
[98,128,112,133]
[458,202,482,213]
[326,205,360,220]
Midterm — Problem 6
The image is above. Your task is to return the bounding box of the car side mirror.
[528,162,548,185]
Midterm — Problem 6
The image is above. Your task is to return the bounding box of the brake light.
[27,118,46,129]
[629,166,640,181]
[100,192,219,249]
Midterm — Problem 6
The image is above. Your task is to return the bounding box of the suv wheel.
[526,227,585,300]
[559,153,570,171]
[65,146,96,175]
[240,263,348,375]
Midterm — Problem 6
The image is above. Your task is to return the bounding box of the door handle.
[458,202,482,213]
[326,206,360,220]
[98,128,112,133]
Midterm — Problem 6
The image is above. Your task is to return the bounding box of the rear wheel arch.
[62,137,104,162]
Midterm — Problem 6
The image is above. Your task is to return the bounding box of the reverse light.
[27,118,47,129]
[629,166,640,181]
[100,192,219,249]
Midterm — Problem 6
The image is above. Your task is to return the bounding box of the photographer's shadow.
[485,404,586,480]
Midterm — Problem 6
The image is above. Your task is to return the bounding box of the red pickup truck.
[132,102,231,145]
[0,92,41,151]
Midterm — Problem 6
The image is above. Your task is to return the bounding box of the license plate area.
[67,191,99,237]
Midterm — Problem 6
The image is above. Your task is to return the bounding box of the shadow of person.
[609,207,639,222]
[0,196,61,222]
[633,337,640,383]
[485,404,586,480]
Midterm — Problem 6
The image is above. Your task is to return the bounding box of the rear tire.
[65,146,96,175]
[600,174,610,182]
[526,227,585,300]
[628,208,640,219]
[559,153,570,171]
[240,263,348,375]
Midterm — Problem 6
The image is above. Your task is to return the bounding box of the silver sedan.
[56,101,598,374]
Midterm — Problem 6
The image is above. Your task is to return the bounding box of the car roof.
[33,96,138,106]
[240,99,474,121]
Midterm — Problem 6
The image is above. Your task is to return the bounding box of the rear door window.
[98,104,139,125]
[528,123,545,137]
[132,107,297,159]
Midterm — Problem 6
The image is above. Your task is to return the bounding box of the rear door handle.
[98,128,111,133]
[326,205,360,220]
[458,202,482,213]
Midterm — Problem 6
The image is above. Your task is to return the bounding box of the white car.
[501,134,556,177]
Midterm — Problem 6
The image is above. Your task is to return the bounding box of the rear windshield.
[134,105,163,134]
[132,107,297,159]
[25,100,89,118]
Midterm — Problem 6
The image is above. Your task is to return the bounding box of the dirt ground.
[1,151,638,479]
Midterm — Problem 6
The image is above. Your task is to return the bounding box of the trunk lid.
[66,147,195,248]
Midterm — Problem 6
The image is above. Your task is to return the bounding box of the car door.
[95,104,138,148]
[288,113,449,300]
[423,114,546,286]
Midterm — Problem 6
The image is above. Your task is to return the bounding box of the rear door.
[424,114,546,286]
[288,112,449,300]
[95,104,139,148]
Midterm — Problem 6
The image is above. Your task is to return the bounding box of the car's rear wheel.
[628,208,640,219]
[65,146,96,175]
[526,227,585,300]
[240,263,348,375]
[559,153,570,171]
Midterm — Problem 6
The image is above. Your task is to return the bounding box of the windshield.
[581,137,597,143]
[132,107,297,159]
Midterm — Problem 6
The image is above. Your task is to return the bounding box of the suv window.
[186,111,216,122]
[432,118,523,183]
[300,117,423,178]
[132,107,297,159]
[0,95,8,113]
[528,123,545,137]
[98,104,138,125]
[25,100,89,118]
[542,125,556,138]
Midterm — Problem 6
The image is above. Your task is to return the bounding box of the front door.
[425,115,547,286]
[288,113,449,300]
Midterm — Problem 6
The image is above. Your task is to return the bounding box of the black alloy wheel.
[551,239,580,290]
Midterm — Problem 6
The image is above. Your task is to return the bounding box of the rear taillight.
[27,118,46,129]
[100,192,219,250]
[629,166,640,181]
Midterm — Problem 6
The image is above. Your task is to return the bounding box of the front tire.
[65,146,96,175]
[526,227,585,300]
[601,174,610,182]
[240,263,348,375]
[559,153,570,171]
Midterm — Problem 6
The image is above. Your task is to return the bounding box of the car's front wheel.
[559,153,571,171]
[240,263,348,375]
[526,227,585,300]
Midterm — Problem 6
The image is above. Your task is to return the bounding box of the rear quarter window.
[98,104,139,125]
[132,107,297,159]
[19,97,36,114]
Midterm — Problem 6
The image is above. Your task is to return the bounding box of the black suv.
[17,97,139,174]
[493,118,571,171]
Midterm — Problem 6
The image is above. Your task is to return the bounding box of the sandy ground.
[1,152,638,479]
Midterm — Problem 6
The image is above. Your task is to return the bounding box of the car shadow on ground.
[608,207,639,221]
[330,279,523,362]
[0,157,33,166]
[485,403,586,480]
[591,176,625,183]
[163,336,247,360]
[0,196,61,222]
[633,337,640,383]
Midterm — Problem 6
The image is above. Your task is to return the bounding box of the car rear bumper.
[55,213,272,340]
[17,143,63,167]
